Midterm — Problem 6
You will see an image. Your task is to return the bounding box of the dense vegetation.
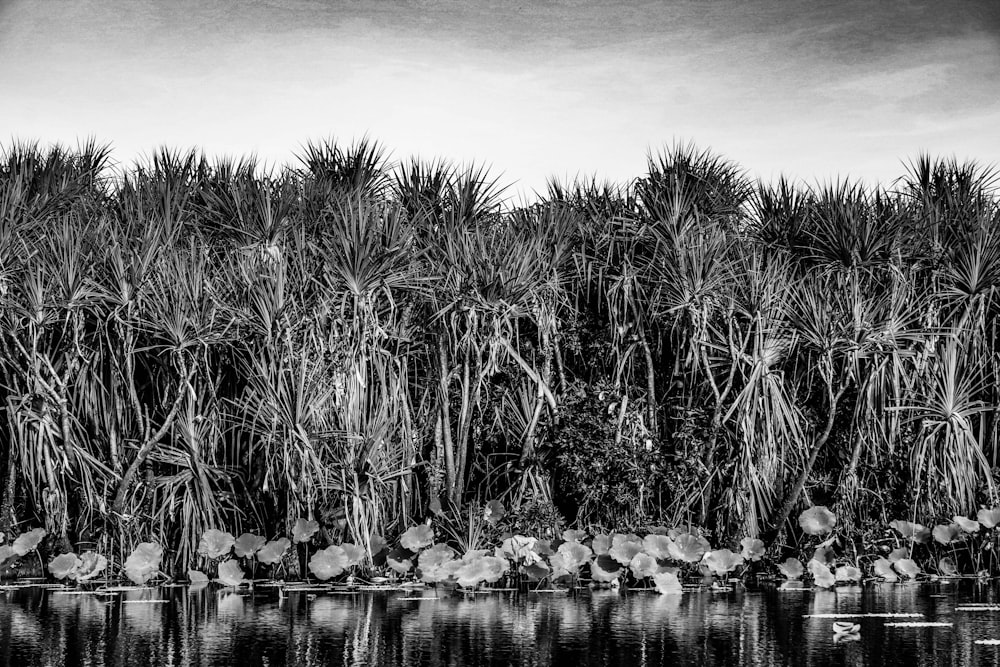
[1,138,999,574]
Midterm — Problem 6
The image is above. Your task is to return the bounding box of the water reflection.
[4,583,1000,665]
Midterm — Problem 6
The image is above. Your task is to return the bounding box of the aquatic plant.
[590,555,623,583]
[400,524,434,552]
[417,543,456,583]
[703,549,743,576]
[198,529,236,559]
[48,553,81,580]
[292,519,320,544]
[807,559,835,588]
[872,557,898,582]
[188,569,210,583]
[608,534,644,565]
[124,542,163,585]
[978,508,1000,529]
[308,545,349,580]
[740,538,765,562]
[668,532,709,563]
[798,506,837,536]
[454,553,508,588]
[777,558,804,580]
[76,552,107,581]
[256,538,291,565]
[216,559,246,586]
[234,533,267,558]
[932,523,961,545]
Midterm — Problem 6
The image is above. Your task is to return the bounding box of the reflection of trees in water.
[5,585,1000,665]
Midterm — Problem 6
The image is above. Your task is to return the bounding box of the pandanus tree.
[413,165,573,505]
[312,195,424,549]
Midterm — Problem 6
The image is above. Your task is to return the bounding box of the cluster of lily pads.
[5,503,1000,591]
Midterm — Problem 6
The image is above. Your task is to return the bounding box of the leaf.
[387,553,414,575]
[75,551,107,581]
[292,518,320,544]
[591,534,611,555]
[740,537,765,562]
[501,536,539,564]
[932,523,960,545]
[0,546,16,569]
[873,557,898,582]
[642,534,674,560]
[887,547,909,563]
[198,529,236,559]
[798,506,837,536]
[953,516,980,533]
[978,507,1000,529]
[369,535,388,556]
[777,557,804,580]
[608,534,644,565]
[308,545,348,581]
[835,565,862,583]
[341,543,366,567]
[889,520,931,543]
[483,500,506,527]
[418,543,456,583]
[521,561,550,581]
[938,557,959,576]
[455,555,508,588]
[668,533,709,563]
[893,558,921,578]
[216,559,246,587]
[807,558,835,588]
[256,538,291,565]
[629,552,659,579]
[233,533,266,558]
[590,554,622,582]
[399,524,434,551]
[188,569,210,584]
[124,542,162,585]
[703,548,743,575]
[562,529,587,543]
[12,528,46,556]
[48,553,82,580]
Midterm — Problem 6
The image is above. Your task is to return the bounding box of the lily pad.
[256,538,291,565]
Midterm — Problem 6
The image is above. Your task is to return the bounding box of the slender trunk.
[111,356,193,516]
[614,395,629,445]
[698,408,724,525]
[455,350,472,500]
[437,338,457,502]
[0,438,17,536]
[553,335,567,395]
[523,332,554,461]
[763,382,847,545]
[640,335,656,435]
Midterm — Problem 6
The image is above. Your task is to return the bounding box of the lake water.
[2,582,1000,666]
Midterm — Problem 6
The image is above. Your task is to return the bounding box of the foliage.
[0,139,999,574]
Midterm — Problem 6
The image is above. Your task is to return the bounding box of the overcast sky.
[1,0,998,197]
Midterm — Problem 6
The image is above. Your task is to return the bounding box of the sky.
[1,0,999,198]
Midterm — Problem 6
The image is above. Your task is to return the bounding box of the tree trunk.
[111,357,193,517]
[437,338,457,503]
[762,383,846,545]
[640,335,657,436]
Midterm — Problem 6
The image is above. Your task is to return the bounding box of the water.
[2,582,1000,666]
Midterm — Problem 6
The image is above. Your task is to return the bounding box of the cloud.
[1,0,998,192]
